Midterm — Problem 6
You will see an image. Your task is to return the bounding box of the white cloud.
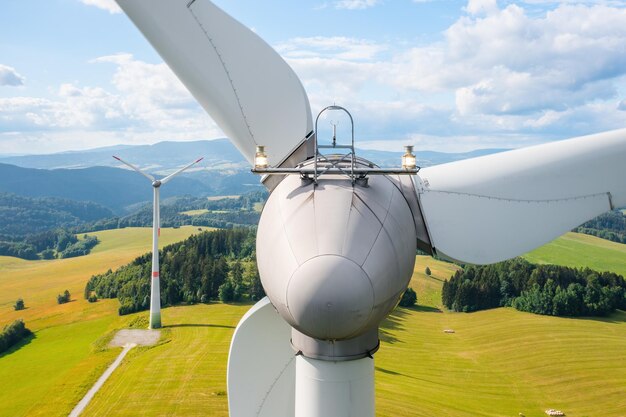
[522,0,626,5]
[277,36,387,61]
[276,1,626,150]
[4,1,626,154]
[78,0,121,14]
[0,54,222,153]
[0,65,25,86]
[465,0,499,16]
[335,0,381,10]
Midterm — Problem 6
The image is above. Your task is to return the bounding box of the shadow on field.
[573,309,626,324]
[409,305,442,313]
[164,323,235,329]
[425,275,445,283]
[0,333,36,359]
[375,366,421,381]
[379,309,409,344]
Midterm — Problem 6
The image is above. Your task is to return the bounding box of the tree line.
[84,228,264,315]
[574,210,626,244]
[442,258,626,317]
[0,229,98,260]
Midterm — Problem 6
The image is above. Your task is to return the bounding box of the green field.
[0,230,625,416]
[524,232,626,277]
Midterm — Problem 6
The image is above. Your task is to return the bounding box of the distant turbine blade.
[416,128,626,265]
[160,157,204,185]
[115,0,313,167]
[112,155,155,182]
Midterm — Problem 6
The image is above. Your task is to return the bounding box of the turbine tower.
[113,1,626,415]
[112,155,203,329]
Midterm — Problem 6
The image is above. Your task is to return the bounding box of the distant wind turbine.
[112,155,204,329]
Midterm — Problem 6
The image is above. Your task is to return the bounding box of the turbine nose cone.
[287,255,374,340]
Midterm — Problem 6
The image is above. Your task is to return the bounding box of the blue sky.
[1,0,625,155]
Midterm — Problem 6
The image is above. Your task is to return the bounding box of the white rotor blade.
[115,0,313,167]
[416,128,626,265]
[112,155,155,182]
[160,157,204,185]
[227,297,295,417]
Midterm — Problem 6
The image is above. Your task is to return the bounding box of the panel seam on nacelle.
[352,191,391,267]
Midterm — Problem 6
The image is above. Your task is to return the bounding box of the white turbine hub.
[257,164,418,342]
[287,254,374,340]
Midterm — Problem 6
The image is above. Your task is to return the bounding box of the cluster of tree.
[14,298,25,311]
[57,290,71,304]
[574,210,626,244]
[58,235,99,258]
[399,287,417,307]
[442,258,626,317]
[0,319,32,354]
[0,192,113,236]
[0,229,98,260]
[85,228,264,315]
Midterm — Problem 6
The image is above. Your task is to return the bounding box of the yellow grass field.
[179,209,210,216]
[0,227,213,416]
[0,226,214,331]
[206,195,239,201]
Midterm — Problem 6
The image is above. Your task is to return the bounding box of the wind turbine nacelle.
[257,170,417,342]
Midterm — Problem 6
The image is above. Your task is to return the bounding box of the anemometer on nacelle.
[251,105,419,185]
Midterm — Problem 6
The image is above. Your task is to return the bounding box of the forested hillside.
[0,193,108,259]
[0,193,113,236]
[442,258,626,316]
[575,210,626,244]
[85,228,264,315]
[83,192,266,232]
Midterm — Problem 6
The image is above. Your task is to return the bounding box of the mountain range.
[0,139,506,212]
[0,139,506,171]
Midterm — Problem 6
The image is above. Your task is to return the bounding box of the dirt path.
[68,329,160,417]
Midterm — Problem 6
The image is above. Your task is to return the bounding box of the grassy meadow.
[0,228,624,416]
[179,208,210,216]
[524,232,626,277]
[0,226,213,416]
